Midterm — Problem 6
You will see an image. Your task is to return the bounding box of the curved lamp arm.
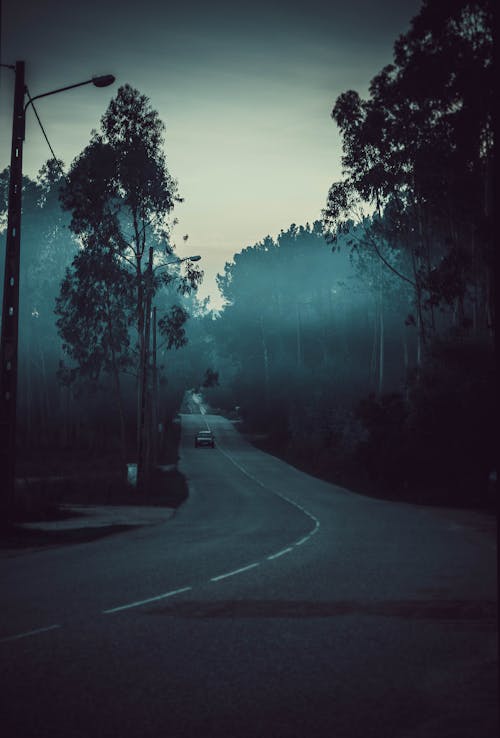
[24,74,115,112]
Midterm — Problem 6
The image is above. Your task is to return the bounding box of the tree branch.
[364,230,416,287]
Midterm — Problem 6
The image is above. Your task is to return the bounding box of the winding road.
[1,410,497,737]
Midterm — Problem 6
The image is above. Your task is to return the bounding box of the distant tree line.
[190,0,495,506]
[0,0,493,507]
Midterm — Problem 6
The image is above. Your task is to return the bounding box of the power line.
[25,86,65,178]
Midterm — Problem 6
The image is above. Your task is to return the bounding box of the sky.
[1,0,422,307]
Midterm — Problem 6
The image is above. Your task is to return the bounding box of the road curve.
[0,412,497,738]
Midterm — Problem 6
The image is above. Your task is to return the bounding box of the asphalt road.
[1,411,497,737]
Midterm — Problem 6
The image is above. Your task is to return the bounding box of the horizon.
[1,0,422,307]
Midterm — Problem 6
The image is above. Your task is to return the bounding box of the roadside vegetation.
[189,0,495,509]
[0,0,494,517]
[0,88,200,518]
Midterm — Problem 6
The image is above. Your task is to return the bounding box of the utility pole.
[0,61,25,523]
[137,246,154,492]
[0,63,115,524]
[152,305,158,467]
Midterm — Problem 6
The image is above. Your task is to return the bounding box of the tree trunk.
[151,306,158,467]
[486,266,494,339]
[296,302,302,369]
[408,207,426,365]
[59,384,68,448]
[37,339,51,448]
[378,286,384,396]
[402,329,410,401]
[136,258,145,470]
[370,305,378,390]
[259,314,270,407]
[137,247,153,492]
[106,313,128,475]
[26,340,33,450]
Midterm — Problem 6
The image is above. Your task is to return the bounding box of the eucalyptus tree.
[55,246,135,467]
[59,85,202,488]
[214,222,372,433]
[323,0,493,348]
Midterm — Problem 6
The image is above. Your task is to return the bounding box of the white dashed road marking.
[267,547,293,560]
[295,536,311,546]
[5,419,323,637]
[103,586,192,614]
[0,624,61,643]
[210,562,261,582]
[214,438,321,548]
[101,430,322,613]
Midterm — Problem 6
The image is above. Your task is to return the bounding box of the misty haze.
[0,1,496,737]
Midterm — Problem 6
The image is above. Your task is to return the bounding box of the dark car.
[195,430,215,448]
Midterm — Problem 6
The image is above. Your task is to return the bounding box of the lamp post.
[150,256,201,465]
[0,62,115,523]
[137,253,201,489]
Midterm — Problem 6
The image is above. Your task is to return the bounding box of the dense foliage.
[195,0,495,506]
[57,85,202,486]
[1,89,203,488]
[0,0,494,509]
[324,0,493,346]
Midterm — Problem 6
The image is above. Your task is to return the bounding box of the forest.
[0,0,494,512]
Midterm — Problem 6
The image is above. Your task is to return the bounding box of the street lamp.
[137,251,202,485]
[0,61,115,523]
[25,74,116,110]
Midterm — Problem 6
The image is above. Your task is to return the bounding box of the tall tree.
[55,247,135,468]
[59,85,202,488]
[323,0,494,345]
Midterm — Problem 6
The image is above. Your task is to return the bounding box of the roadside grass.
[0,522,144,550]
[2,473,187,551]
[11,466,188,521]
[244,430,497,513]
[9,422,188,525]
